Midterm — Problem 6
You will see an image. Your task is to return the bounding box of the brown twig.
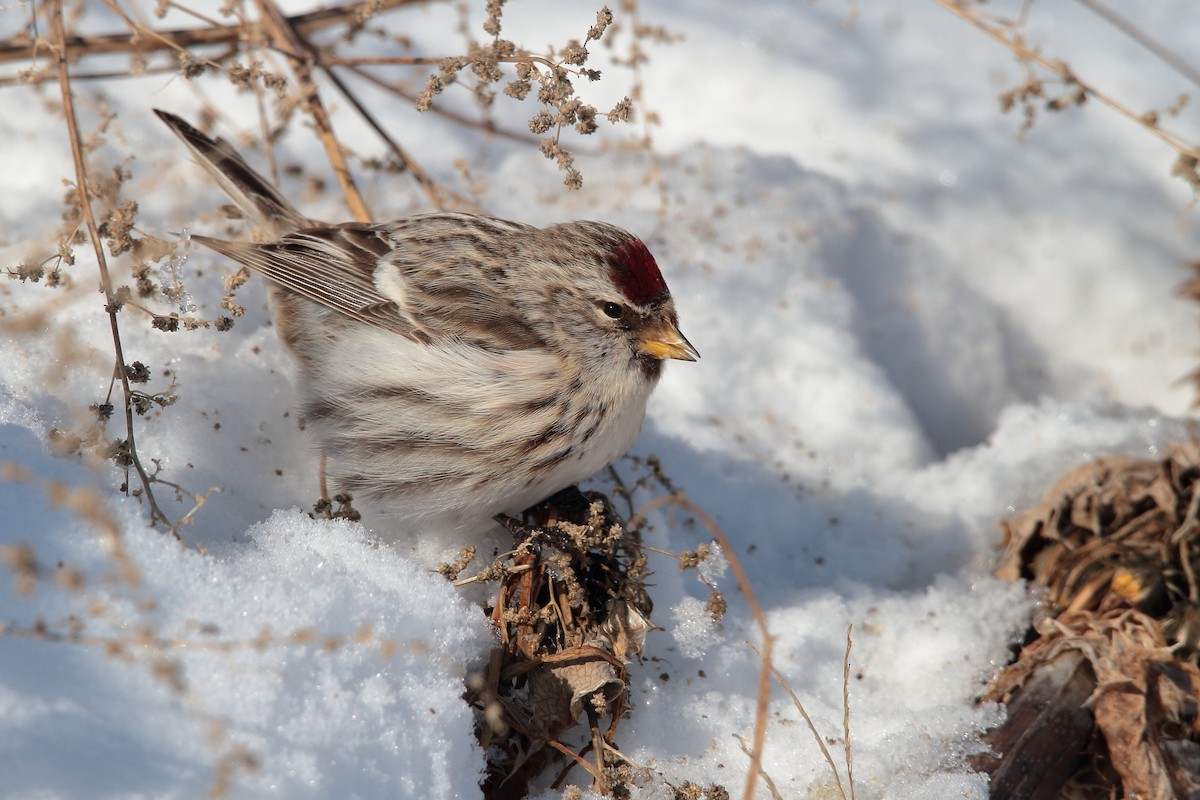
[257,3,477,215]
[321,64,472,212]
[0,0,423,66]
[51,0,168,529]
[0,44,243,86]
[932,0,1199,159]
[342,63,539,146]
[253,0,373,222]
[629,492,773,800]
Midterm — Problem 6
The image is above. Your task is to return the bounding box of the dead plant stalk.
[51,0,167,527]
[0,0,425,67]
[931,0,1198,159]
[252,0,373,222]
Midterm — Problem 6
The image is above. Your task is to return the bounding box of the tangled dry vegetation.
[977,444,1200,798]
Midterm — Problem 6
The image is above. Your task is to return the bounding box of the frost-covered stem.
[51,0,168,528]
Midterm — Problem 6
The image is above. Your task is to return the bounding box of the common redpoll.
[156,110,697,538]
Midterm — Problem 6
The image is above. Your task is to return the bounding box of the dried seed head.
[416,74,444,112]
[560,39,588,67]
[483,0,505,36]
[607,96,633,123]
[575,105,598,135]
[528,110,555,134]
[587,6,614,42]
[504,79,532,100]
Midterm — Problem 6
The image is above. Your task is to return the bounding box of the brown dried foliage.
[981,442,1200,798]
[460,487,653,798]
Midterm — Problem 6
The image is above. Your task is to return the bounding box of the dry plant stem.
[630,493,772,800]
[842,625,856,800]
[1072,0,1200,90]
[329,54,567,72]
[749,640,849,800]
[0,0,422,66]
[247,27,282,187]
[932,0,1199,157]
[253,0,373,223]
[98,0,229,76]
[51,0,168,529]
[733,734,784,800]
[0,54,238,86]
[344,64,538,147]
[321,65,462,212]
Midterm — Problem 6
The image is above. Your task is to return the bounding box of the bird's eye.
[602,302,625,319]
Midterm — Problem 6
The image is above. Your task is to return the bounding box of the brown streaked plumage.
[156,109,697,538]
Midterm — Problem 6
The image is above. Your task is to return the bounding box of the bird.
[156,109,697,540]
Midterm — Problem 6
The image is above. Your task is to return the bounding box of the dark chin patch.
[609,240,669,307]
[636,353,664,381]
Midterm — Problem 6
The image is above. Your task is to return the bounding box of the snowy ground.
[2,0,1199,798]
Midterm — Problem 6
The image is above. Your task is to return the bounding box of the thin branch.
[0,0,423,66]
[0,45,241,86]
[322,64,470,212]
[1072,0,1200,91]
[932,0,1199,158]
[253,0,373,222]
[51,0,168,529]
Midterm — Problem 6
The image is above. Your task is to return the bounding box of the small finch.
[157,110,697,538]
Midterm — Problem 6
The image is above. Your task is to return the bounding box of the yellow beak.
[637,322,700,362]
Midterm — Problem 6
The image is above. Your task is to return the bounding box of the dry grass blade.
[630,492,772,800]
[749,640,850,800]
[842,625,856,800]
[50,0,168,529]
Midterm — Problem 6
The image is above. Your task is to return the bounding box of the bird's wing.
[196,224,411,336]
[197,215,547,350]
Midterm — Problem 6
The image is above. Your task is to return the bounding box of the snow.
[2,0,1199,797]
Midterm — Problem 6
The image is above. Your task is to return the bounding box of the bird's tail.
[154,109,310,237]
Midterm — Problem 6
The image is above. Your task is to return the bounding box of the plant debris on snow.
[978,442,1200,799]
